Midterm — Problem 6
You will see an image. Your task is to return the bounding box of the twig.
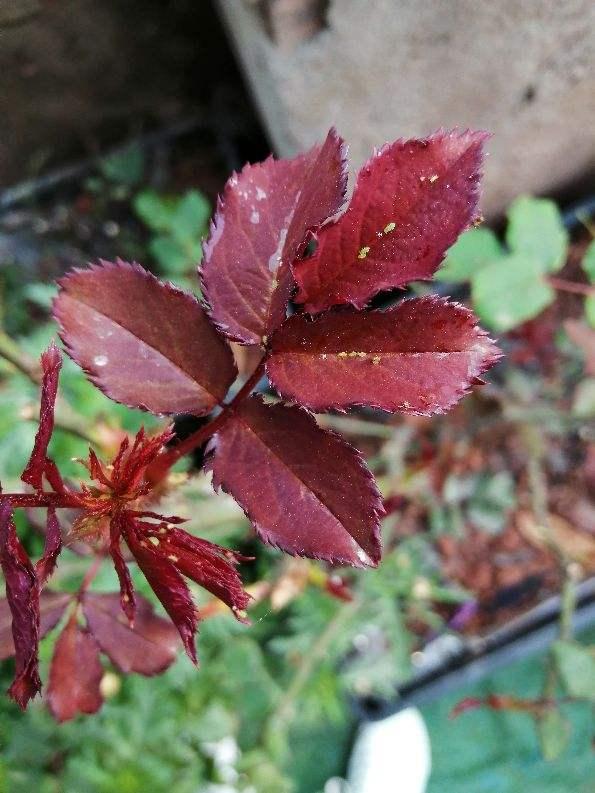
[20,401,100,446]
[316,413,395,439]
[547,277,595,298]
[146,359,266,483]
[265,599,359,739]
[0,331,41,383]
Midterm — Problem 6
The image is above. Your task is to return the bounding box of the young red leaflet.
[201,129,347,344]
[266,297,501,414]
[207,396,383,567]
[47,615,104,722]
[293,130,488,313]
[54,260,237,415]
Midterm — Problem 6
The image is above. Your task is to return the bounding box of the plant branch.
[146,359,266,484]
[0,331,41,383]
[265,598,359,743]
[20,401,101,446]
[547,277,595,297]
[0,492,81,509]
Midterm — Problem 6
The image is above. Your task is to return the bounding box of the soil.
[0,0,266,186]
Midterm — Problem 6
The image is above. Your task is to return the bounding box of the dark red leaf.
[267,297,501,414]
[293,129,488,313]
[35,507,62,586]
[53,259,237,416]
[122,516,198,663]
[0,505,41,708]
[47,615,103,722]
[201,129,347,344]
[109,515,136,624]
[0,590,72,661]
[21,343,62,491]
[206,396,382,567]
[140,526,250,619]
[83,592,179,675]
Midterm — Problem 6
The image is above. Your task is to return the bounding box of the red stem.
[146,359,266,485]
[0,492,81,509]
[77,554,105,600]
[547,277,595,297]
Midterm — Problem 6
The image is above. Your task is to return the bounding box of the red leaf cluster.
[0,126,501,718]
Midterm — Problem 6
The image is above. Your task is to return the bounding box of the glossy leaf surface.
[54,259,236,415]
[293,129,488,313]
[267,296,501,414]
[83,592,179,675]
[207,396,382,566]
[202,129,347,344]
[47,617,103,722]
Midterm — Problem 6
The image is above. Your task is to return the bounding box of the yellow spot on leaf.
[168,554,179,562]
[337,351,348,358]
[148,536,160,547]
[372,355,381,365]
[383,221,396,234]
[358,246,370,259]
[429,174,439,183]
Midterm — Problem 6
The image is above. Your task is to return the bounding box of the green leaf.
[435,227,504,282]
[505,196,568,273]
[149,236,192,274]
[133,190,179,232]
[170,190,211,245]
[585,296,595,328]
[23,283,58,311]
[582,239,595,282]
[552,640,595,700]
[471,252,555,331]
[99,143,145,186]
[536,708,571,761]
